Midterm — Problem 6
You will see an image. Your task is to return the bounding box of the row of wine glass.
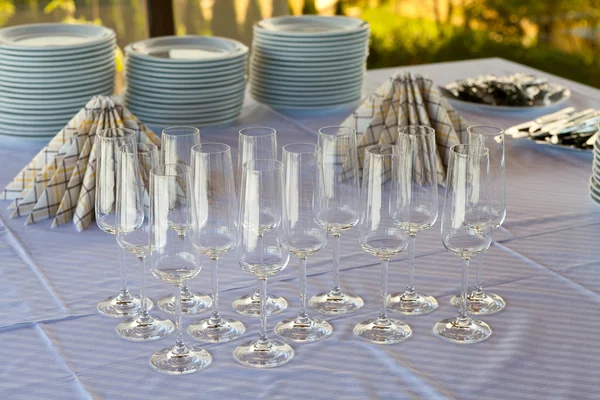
[93,124,506,374]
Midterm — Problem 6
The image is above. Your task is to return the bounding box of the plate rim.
[0,23,115,51]
[255,15,368,37]
[125,35,248,64]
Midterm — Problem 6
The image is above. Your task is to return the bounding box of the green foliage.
[361,4,600,88]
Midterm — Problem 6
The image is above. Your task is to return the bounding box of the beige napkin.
[1,96,160,231]
[340,72,468,184]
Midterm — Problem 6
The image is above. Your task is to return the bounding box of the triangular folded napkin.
[340,72,468,183]
[1,96,160,231]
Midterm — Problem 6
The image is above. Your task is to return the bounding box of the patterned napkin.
[340,72,468,184]
[1,96,160,232]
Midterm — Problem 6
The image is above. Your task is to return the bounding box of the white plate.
[252,41,367,56]
[135,106,242,126]
[0,43,114,67]
[0,71,112,90]
[128,100,244,120]
[126,57,246,74]
[126,62,246,81]
[0,61,114,79]
[0,110,75,123]
[251,88,361,104]
[251,67,364,83]
[252,48,367,63]
[0,121,67,136]
[251,54,365,69]
[126,80,246,100]
[126,72,245,89]
[250,78,363,94]
[251,84,362,101]
[125,92,245,110]
[251,91,362,108]
[0,88,112,108]
[0,80,113,99]
[253,30,369,47]
[251,62,365,78]
[126,35,248,64]
[126,52,247,72]
[256,16,367,37]
[0,112,74,126]
[126,97,244,116]
[0,23,114,51]
[442,87,572,112]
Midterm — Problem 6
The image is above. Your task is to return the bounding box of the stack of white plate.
[590,138,600,204]
[124,36,248,128]
[0,23,115,138]
[250,16,369,109]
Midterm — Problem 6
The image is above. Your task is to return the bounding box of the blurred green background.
[2,0,600,87]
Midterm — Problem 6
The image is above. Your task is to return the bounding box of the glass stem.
[298,257,308,320]
[210,257,221,323]
[174,284,186,354]
[474,253,484,294]
[118,247,130,300]
[332,233,341,293]
[379,258,390,321]
[406,234,416,293]
[258,278,268,344]
[138,257,148,317]
[458,257,470,323]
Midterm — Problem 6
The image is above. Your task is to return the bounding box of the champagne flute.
[157,126,212,315]
[232,127,288,317]
[310,126,364,315]
[388,126,439,315]
[354,144,412,344]
[234,159,294,368]
[148,164,212,374]
[450,125,506,314]
[435,144,493,344]
[187,143,246,343]
[275,143,332,343]
[95,127,142,318]
[116,143,175,341]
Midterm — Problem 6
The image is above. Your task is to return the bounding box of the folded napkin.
[340,72,468,183]
[1,96,160,231]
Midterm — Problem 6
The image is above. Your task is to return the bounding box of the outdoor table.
[0,58,598,399]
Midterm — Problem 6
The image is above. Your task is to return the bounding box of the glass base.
[275,315,333,343]
[387,290,438,315]
[233,338,294,368]
[97,292,145,318]
[187,316,246,343]
[450,291,506,315]
[433,317,492,344]
[150,344,212,375]
[232,293,288,317]
[116,313,174,342]
[309,289,364,315]
[158,291,212,315]
[353,317,412,344]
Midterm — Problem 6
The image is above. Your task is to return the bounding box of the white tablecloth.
[0,58,598,399]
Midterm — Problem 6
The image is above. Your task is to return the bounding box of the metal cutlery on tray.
[506,107,597,150]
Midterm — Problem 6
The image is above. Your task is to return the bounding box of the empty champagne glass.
[148,164,212,374]
[232,127,288,318]
[95,127,142,317]
[158,126,212,315]
[116,143,174,341]
[275,144,332,343]
[187,143,246,343]
[435,144,493,344]
[354,144,412,344]
[234,159,294,368]
[310,126,364,315]
[450,125,506,314]
[388,126,439,315]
